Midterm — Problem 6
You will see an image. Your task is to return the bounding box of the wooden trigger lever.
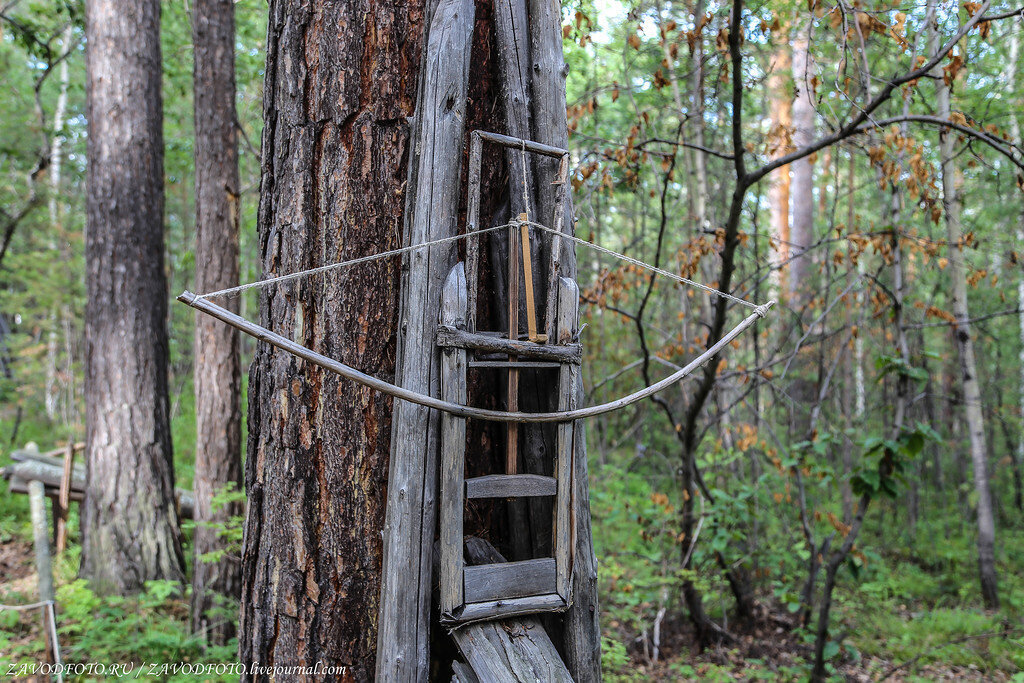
[518,213,546,344]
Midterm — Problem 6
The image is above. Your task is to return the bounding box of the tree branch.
[746,0,994,187]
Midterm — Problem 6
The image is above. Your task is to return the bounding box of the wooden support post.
[28,480,56,664]
[554,278,579,601]
[439,264,468,617]
[466,132,483,332]
[506,215,520,476]
[56,442,75,554]
[545,154,571,340]
[375,0,474,678]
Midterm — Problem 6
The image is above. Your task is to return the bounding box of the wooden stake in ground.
[55,442,75,554]
[28,480,55,665]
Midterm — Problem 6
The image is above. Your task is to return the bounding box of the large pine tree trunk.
[191,0,243,644]
[239,1,424,677]
[82,0,185,592]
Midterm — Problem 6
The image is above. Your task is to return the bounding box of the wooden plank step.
[464,558,556,604]
[467,360,561,369]
[465,474,556,499]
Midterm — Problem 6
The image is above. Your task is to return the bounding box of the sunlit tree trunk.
[45,24,73,425]
[789,21,815,305]
[767,21,791,295]
[930,2,998,608]
[82,0,185,592]
[190,0,242,645]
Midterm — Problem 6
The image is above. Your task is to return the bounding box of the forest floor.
[616,606,1017,681]
[1,533,1021,681]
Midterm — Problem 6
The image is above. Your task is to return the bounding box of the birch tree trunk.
[44,24,73,424]
[930,3,999,608]
[82,0,185,592]
[238,1,424,677]
[190,0,242,645]
[789,21,815,305]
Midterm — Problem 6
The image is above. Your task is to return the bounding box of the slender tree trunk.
[45,24,73,424]
[239,2,424,677]
[788,20,817,437]
[767,22,791,296]
[1008,19,1024,513]
[82,0,185,593]
[789,21,815,304]
[190,0,242,645]
[930,3,999,608]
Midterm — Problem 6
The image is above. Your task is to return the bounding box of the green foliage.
[194,482,246,565]
[48,579,237,680]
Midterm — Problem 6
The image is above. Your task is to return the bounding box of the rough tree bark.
[81,0,185,592]
[930,2,999,609]
[238,1,424,678]
[190,0,242,644]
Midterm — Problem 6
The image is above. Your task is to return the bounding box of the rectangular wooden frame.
[438,262,580,624]
[464,130,570,335]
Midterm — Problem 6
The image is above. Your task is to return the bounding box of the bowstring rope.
[195,219,765,313]
[195,136,763,314]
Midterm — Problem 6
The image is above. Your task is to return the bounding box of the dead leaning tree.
[180,0,771,679]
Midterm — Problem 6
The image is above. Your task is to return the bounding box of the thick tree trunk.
[190,0,243,645]
[239,1,424,678]
[82,0,185,593]
[930,4,999,609]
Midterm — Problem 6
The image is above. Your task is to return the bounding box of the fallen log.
[2,460,195,519]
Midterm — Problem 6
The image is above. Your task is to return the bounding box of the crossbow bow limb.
[178,289,773,424]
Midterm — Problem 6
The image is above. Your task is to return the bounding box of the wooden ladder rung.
[467,360,561,370]
[463,558,556,604]
[465,474,557,499]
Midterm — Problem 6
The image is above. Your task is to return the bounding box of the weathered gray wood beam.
[464,558,557,603]
[465,474,556,498]
[451,617,573,683]
[476,130,568,159]
[3,461,195,519]
[554,278,578,601]
[437,326,581,363]
[439,264,468,618]
[375,0,475,679]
